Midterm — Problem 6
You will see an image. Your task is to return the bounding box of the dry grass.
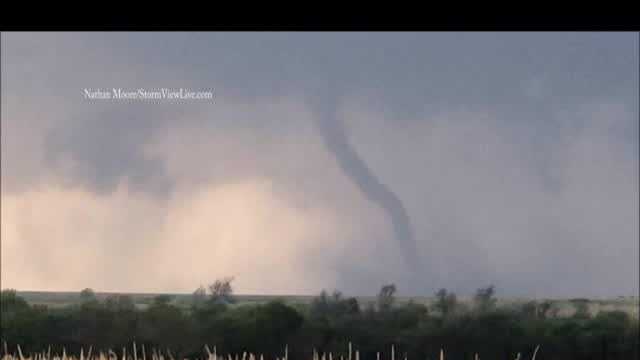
[1,342,540,360]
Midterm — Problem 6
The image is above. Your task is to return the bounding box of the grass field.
[1,342,540,360]
[0,346,542,360]
[15,291,639,318]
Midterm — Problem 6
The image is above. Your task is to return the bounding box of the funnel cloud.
[310,91,424,285]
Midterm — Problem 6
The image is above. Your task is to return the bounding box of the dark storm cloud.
[4,32,638,196]
[1,32,637,297]
[43,103,178,195]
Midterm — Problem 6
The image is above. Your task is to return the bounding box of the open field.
[16,291,639,318]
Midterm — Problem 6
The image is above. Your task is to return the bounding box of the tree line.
[1,281,638,360]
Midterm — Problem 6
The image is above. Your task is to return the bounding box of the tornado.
[311,91,423,279]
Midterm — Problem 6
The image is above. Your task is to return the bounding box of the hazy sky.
[1,32,638,298]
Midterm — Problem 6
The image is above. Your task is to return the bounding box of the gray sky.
[1,32,638,298]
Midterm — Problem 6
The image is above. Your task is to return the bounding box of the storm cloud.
[1,32,637,297]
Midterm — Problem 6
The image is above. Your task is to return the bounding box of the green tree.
[104,294,136,312]
[569,298,591,319]
[1,289,30,317]
[141,296,191,353]
[310,290,360,319]
[79,288,97,302]
[520,300,538,319]
[0,290,45,350]
[78,288,100,311]
[152,294,174,306]
[537,300,553,319]
[376,284,396,311]
[255,301,304,353]
[1,286,638,359]
[473,285,497,313]
[208,277,236,304]
[434,288,458,317]
[191,285,208,308]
